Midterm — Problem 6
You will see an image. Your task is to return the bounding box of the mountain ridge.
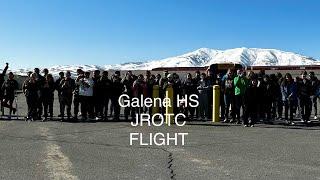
[8,47,320,76]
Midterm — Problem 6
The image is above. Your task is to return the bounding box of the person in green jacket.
[233,69,249,125]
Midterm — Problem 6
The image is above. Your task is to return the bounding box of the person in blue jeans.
[221,69,235,122]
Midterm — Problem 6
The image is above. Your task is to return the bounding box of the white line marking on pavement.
[40,127,78,180]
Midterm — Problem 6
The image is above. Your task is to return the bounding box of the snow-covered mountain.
[104,47,319,70]
[8,47,320,76]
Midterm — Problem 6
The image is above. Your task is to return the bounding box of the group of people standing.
[1,62,319,127]
[219,69,319,127]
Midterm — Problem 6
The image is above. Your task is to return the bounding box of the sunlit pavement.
[1,119,320,180]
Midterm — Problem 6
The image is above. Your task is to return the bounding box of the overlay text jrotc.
[1,63,320,127]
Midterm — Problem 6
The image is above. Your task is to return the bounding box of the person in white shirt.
[77,71,94,120]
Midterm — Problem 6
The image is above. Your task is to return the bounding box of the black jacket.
[2,79,19,99]
[297,79,312,98]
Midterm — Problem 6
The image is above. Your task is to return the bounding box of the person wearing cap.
[59,71,76,121]
[55,72,65,117]
[297,71,312,123]
[1,72,19,119]
[308,71,319,120]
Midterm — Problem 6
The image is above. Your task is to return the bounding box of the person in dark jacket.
[159,71,169,114]
[1,72,19,119]
[221,69,235,122]
[217,73,226,121]
[111,71,123,121]
[122,71,135,121]
[197,73,209,120]
[261,75,277,123]
[194,70,201,118]
[55,72,64,117]
[42,68,49,78]
[42,74,55,121]
[98,71,112,120]
[270,74,281,120]
[308,71,319,120]
[173,73,182,115]
[132,74,147,120]
[182,73,197,120]
[281,73,297,125]
[155,74,161,86]
[59,71,76,121]
[34,68,45,119]
[206,68,216,119]
[73,69,83,120]
[245,74,260,127]
[92,70,101,118]
[162,73,180,115]
[23,73,39,121]
[276,72,284,119]
[297,71,312,123]
[0,63,9,101]
[144,71,155,115]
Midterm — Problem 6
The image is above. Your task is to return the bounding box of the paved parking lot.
[0,93,320,179]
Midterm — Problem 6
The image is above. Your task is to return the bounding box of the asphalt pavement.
[0,93,320,180]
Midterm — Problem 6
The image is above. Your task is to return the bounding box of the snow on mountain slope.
[8,47,320,76]
[11,65,105,77]
[104,47,319,70]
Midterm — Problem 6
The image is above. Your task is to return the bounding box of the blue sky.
[0,0,319,69]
